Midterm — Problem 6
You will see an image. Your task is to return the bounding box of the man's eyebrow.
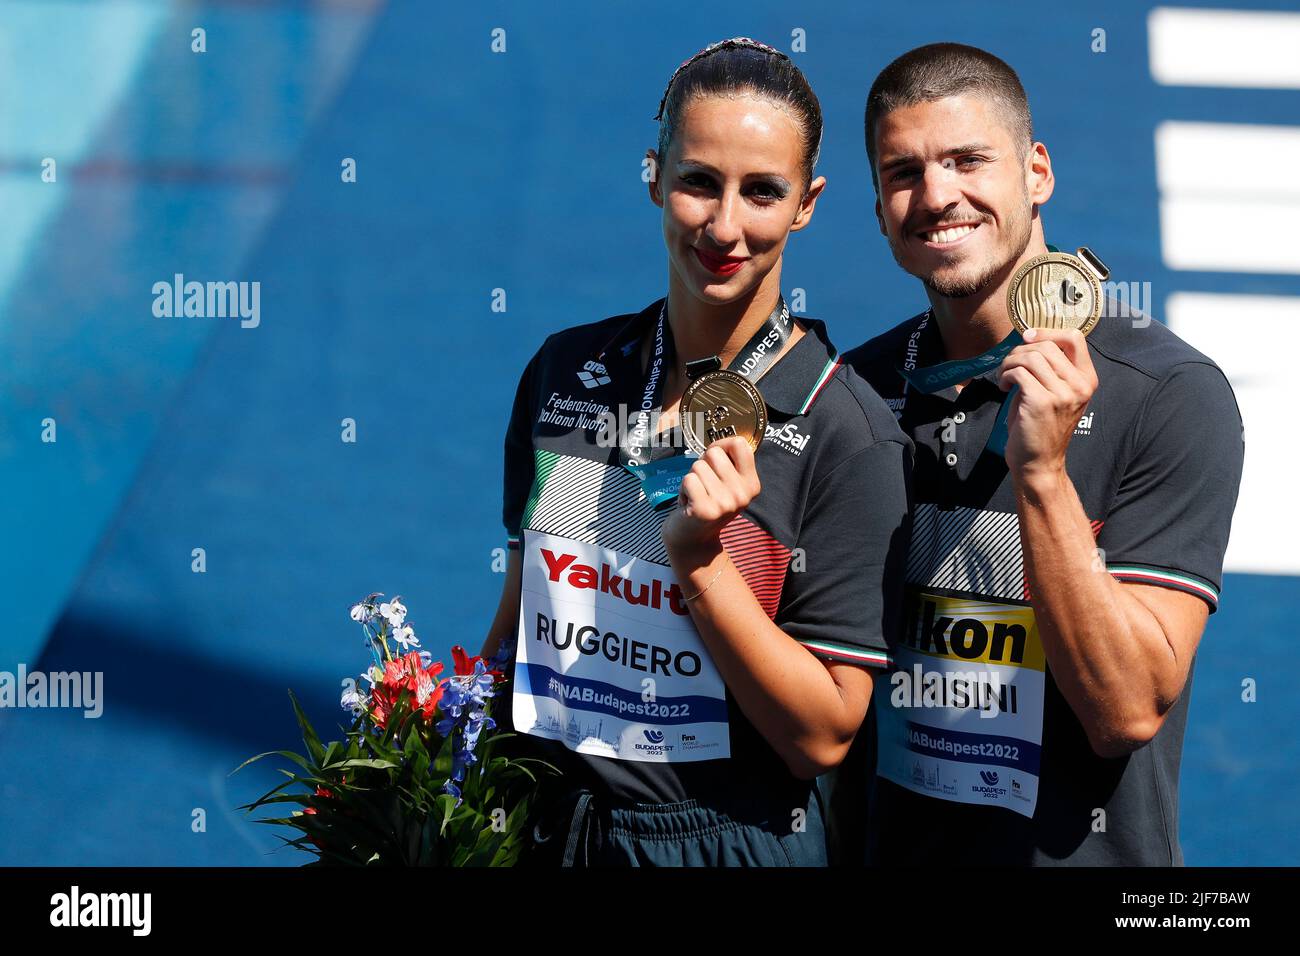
[879,144,995,173]
[878,153,918,173]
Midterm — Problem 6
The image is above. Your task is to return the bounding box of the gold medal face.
[1008,250,1105,337]
[679,369,766,456]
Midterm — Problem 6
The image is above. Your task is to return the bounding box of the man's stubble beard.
[889,193,1034,300]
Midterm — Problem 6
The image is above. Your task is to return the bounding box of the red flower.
[452,644,502,679]
[369,680,400,730]
[370,652,445,729]
[411,664,445,722]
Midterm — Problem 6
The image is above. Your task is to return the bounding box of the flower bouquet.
[236,593,551,866]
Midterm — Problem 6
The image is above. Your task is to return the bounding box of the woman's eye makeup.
[680,172,715,189]
[748,179,789,202]
[676,171,789,202]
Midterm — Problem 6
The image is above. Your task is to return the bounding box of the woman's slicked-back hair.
[654,37,823,191]
[864,42,1033,190]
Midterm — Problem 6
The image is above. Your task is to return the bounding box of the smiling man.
[843,43,1245,865]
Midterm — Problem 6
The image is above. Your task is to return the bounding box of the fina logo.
[643,729,665,744]
[979,770,1000,786]
[578,360,611,389]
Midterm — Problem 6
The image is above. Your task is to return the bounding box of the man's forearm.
[1014,467,1180,754]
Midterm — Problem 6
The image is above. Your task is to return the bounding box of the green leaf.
[264,748,318,776]
[419,812,442,866]
[331,758,400,771]
[434,794,457,837]
[229,750,282,776]
[433,730,454,777]
[321,740,343,769]
[289,690,327,766]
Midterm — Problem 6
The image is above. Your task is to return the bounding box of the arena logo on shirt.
[577,360,611,389]
[763,421,812,456]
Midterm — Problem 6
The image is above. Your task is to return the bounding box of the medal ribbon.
[897,314,1022,457]
[620,296,792,506]
[897,247,1065,457]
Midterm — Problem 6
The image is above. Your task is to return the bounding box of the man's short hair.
[864,43,1033,190]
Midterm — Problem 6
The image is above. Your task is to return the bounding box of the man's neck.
[927,236,1049,363]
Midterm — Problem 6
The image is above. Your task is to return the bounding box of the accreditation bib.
[513,529,730,762]
[875,589,1046,817]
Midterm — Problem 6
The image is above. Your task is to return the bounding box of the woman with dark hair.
[480,37,911,866]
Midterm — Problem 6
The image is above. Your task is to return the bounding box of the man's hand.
[662,436,761,558]
[997,327,1098,480]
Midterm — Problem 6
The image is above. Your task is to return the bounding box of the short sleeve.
[503,346,544,549]
[1098,362,1244,611]
[776,438,913,669]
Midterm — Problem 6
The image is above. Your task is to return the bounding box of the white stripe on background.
[1149,7,1300,89]
[1166,292,1300,575]
[1159,197,1300,274]
[1156,122,1300,274]
[1156,122,1300,199]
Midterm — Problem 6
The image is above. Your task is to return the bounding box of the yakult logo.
[541,549,689,616]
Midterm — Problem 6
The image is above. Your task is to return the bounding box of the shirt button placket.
[941,411,960,469]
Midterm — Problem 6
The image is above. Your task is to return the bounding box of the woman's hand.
[662,436,761,560]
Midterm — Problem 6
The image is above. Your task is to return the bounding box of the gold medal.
[1008,246,1110,337]
[679,369,766,456]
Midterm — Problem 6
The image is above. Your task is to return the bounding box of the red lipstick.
[693,247,748,276]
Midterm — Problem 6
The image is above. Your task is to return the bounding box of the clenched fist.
[662,435,761,556]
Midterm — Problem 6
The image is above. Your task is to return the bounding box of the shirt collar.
[758,316,842,416]
[594,298,664,365]
[594,297,842,417]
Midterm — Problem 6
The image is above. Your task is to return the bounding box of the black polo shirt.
[498,297,911,807]
[845,302,1244,865]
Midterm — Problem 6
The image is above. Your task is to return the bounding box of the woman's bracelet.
[682,565,725,603]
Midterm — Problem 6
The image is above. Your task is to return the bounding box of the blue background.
[1,0,1295,864]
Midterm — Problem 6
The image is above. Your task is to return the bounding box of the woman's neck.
[655,265,790,375]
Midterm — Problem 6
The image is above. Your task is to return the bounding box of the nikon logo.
[907,599,1027,664]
